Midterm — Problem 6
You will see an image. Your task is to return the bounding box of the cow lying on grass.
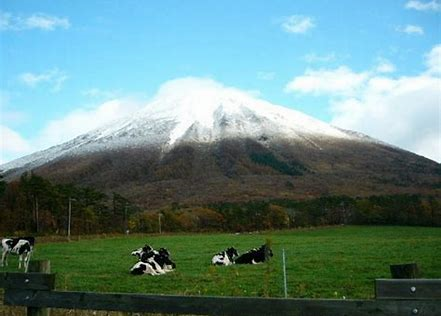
[1,237,35,271]
[211,247,239,266]
[130,244,176,275]
[234,244,273,264]
[131,244,156,259]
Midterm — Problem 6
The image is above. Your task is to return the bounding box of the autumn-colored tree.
[264,204,289,229]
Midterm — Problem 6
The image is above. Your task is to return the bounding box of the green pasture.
[2,226,440,299]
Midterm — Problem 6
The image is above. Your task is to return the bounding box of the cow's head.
[258,245,273,258]
[267,248,274,257]
[131,244,154,258]
[260,244,273,258]
[6,239,13,247]
[158,248,170,258]
[142,244,153,252]
[162,256,176,269]
[131,248,143,257]
[140,249,156,262]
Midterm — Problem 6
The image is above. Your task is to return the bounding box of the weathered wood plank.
[27,260,52,316]
[27,261,51,274]
[390,263,419,279]
[0,272,6,288]
[4,290,441,316]
[376,279,441,300]
[2,273,55,291]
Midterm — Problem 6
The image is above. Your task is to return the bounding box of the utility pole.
[124,204,128,235]
[158,213,162,234]
[68,197,76,241]
[282,249,288,298]
[35,196,39,234]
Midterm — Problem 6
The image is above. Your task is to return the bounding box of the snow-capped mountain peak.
[130,77,353,144]
[1,77,362,172]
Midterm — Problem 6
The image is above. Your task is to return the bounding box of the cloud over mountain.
[286,45,441,162]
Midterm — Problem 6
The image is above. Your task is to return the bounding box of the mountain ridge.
[2,78,380,173]
[1,78,439,208]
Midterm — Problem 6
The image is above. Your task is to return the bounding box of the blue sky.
[1,0,440,163]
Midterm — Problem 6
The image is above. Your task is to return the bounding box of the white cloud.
[19,69,68,92]
[20,73,50,87]
[281,15,315,34]
[25,13,70,30]
[425,44,441,74]
[34,99,144,151]
[405,0,441,12]
[331,74,440,162]
[375,58,396,73]
[245,89,263,98]
[284,66,369,96]
[0,125,32,162]
[0,12,11,30]
[286,45,441,162]
[257,71,276,81]
[0,97,145,164]
[0,11,70,31]
[397,25,424,35]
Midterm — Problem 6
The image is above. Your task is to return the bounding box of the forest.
[0,172,440,236]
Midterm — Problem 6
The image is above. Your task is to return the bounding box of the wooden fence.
[1,262,440,316]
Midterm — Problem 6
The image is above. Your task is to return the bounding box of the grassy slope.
[2,226,440,299]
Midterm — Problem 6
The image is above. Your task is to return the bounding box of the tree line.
[0,173,439,236]
[0,172,138,236]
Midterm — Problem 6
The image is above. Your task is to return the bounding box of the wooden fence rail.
[1,267,440,316]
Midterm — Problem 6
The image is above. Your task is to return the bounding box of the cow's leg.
[154,264,165,274]
[1,251,6,267]
[18,254,23,269]
[145,265,157,275]
[24,251,32,272]
[1,251,9,267]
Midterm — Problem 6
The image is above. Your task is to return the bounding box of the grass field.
[2,226,440,299]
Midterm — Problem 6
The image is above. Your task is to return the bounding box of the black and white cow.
[211,247,238,266]
[130,259,165,275]
[156,248,176,271]
[1,237,35,270]
[140,247,176,272]
[130,245,176,275]
[234,244,273,264]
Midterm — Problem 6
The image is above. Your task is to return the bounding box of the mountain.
[2,78,440,208]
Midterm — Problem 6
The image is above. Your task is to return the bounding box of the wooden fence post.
[27,260,51,316]
[390,263,419,279]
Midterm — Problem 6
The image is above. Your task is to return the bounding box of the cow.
[140,247,176,272]
[156,248,176,271]
[234,244,273,264]
[130,260,165,275]
[211,247,238,266]
[130,245,176,275]
[1,237,35,271]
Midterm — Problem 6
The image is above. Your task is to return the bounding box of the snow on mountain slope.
[1,78,368,172]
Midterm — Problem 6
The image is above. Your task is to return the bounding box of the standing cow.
[1,237,35,271]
